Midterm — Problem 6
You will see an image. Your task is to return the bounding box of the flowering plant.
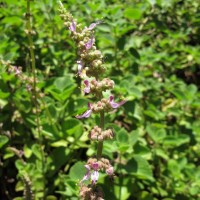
[58,1,126,199]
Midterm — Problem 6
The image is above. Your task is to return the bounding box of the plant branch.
[26,0,45,198]
[97,110,104,160]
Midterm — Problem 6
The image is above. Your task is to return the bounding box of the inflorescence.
[58,1,126,199]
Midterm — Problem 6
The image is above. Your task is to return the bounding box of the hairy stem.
[26,0,45,197]
[97,111,104,160]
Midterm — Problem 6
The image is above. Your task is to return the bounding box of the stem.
[26,0,45,198]
[97,111,104,160]
[118,153,122,200]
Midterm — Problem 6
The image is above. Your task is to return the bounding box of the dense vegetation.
[0,0,200,199]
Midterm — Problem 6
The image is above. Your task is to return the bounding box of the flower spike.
[58,3,125,195]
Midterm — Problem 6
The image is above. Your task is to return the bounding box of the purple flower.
[88,20,102,30]
[26,84,32,92]
[81,165,91,182]
[106,166,114,176]
[109,95,126,109]
[91,171,99,185]
[81,164,99,185]
[69,20,76,32]
[92,162,99,170]
[85,36,95,50]
[77,60,83,75]
[76,103,92,119]
[83,80,90,94]
[13,66,21,76]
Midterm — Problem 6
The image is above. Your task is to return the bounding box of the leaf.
[45,76,76,102]
[0,89,10,99]
[69,161,86,181]
[125,156,153,181]
[0,135,9,149]
[129,130,139,146]
[54,76,73,92]
[50,140,68,147]
[116,128,129,144]
[124,8,143,20]
[147,0,156,6]
[129,47,140,59]
[134,143,151,158]
[146,124,166,142]
[46,196,57,200]
[48,148,70,177]
[163,135,190,147]
[98,25,111,32]
[118,144,130,153]
[117,36,126,50]
[32,144,42,160]
[170,88,187,101]
[62,118,83,138]
[23,145,32,158]
[155,148,169,160]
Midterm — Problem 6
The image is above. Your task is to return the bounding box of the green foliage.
[1,0,200,199]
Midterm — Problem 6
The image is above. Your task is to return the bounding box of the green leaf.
[116,128,129,144]
[163,134,190,147]
[23,145,32,158]
[134,142,151,156]
[129,47,140,59]
[0,89,10,99]
[146,124,166,142]
[129,130,139,146]
[118,144,130,153]
[45,76,76,102]
[62,118,83,138]
[48,148,70,177]
[125,155,153,181]
[98,25,111,32]
[0,135,9,148]
[51,140,68,147]
[124,8,143,20]
[69,161,86,181]
[46,196,57,200]
[170,88,187,101]
[147,0,156,6]
[32,144,42,160]
[54,76,73,91]
[155,148,169,160]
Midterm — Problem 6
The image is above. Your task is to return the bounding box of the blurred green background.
[0,0,200,199]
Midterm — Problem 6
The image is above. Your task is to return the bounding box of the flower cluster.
[89,126,113,141]
[58,1,126,199]
[80,185,104,200]
[59,3,104,78]
[8,65,22,77]
[3,61,33,92]
[83,78,114,95]
[81,158,114,185]
[76,95,126,119]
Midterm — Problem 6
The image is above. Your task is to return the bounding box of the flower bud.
[106,166,114,176]
[97,135,103,141]
[94,50,101,57]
